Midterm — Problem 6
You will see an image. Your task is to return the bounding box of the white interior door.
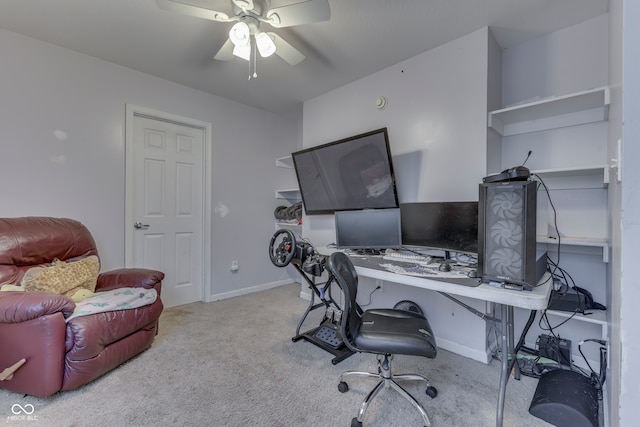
[125,106,211,308]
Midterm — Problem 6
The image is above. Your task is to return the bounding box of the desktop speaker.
[478,181,543,290]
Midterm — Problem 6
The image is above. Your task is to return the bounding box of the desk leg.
[496,303,508,427]
[508,305,520,381]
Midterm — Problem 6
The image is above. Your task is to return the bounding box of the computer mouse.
[467,269,478,278]
[438,262,452,272]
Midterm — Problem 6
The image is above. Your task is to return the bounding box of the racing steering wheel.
[269,229,296,267]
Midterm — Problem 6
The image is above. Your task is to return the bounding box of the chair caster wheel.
[338,381,349,393]
[426,386,438,398]
[351,417,363,427]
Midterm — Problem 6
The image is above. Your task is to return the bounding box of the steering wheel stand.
[269,230,355,364]
[290,260,357,365]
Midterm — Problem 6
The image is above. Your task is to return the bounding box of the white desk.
[320,248,552,427]
[352,262,551,310]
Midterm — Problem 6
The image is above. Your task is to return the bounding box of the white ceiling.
[0,0,608,120]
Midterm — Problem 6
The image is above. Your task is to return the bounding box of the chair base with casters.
[326,251,439,427]
[338,353,437,427]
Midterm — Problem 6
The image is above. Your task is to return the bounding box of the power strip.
[537,334,572,367]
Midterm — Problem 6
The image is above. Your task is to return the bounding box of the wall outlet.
[375,279,384,292]
[230,260,239,271]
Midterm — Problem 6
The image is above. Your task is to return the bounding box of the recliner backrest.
[327,251,361,352]
[0,217,98,285]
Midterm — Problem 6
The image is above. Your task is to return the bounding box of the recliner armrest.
[0,292,75,323]
[96,268,164,293]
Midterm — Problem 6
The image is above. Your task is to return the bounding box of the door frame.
[124,104,213,303]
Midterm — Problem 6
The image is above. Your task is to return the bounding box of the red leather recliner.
[0,217,164,397]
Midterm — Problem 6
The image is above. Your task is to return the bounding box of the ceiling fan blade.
[231,0,254,12]
[267,32,305,65]
[156,0,233,22]
[214,38,235,61]
[266,0,330,28]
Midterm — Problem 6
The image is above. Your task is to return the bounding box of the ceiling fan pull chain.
[252,40,258,79]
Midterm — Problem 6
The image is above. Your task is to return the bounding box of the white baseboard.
[436,337,492,364]
[209,279,294,302]
[300,288,311,300]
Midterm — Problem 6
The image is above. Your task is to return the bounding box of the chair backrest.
[0,217,98,285]
[327,251,361,352]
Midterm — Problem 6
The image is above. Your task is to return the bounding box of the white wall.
[606,1,623,424]
[301,28,494,362]
[502,15,608,108]
[618,0,640,425]
[501,14,609,171]
[0,30,299,299]
[604,2,640,425]
[303,27,492,246]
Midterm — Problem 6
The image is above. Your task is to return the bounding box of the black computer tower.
[478,181,544,290]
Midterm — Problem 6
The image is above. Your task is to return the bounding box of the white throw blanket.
[65,287,157,323]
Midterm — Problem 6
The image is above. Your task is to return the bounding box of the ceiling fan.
[156,0,330,67]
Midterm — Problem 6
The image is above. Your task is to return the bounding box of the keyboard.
[383,250,433,266]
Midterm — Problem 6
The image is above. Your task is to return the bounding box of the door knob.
[134,222,150,230]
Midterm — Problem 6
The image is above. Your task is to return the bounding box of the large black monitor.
[292,128,398,215]
[335,208,402,250]
[400,202,479,254]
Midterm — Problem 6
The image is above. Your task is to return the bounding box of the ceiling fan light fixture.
[255,32,276,58]
[232,43,251,61]
[229,21,250,46]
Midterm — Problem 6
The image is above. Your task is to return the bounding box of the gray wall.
[0,29,299,300]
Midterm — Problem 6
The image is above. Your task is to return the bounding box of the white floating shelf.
[275,189,301,201]
[537,235,609,262]
[276,156,294,168]
[275,221,302,229]
[545,309,608,339]
[488,87,610,136]
[532,165,609,189]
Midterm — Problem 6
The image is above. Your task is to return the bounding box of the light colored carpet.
[0,284,552,427]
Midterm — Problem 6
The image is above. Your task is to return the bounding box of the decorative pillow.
[21,256,99,297]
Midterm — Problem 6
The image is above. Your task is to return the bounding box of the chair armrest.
[95,268,164,292]
[0,292,75,323]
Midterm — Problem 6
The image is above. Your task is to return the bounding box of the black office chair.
[327,252,438,427]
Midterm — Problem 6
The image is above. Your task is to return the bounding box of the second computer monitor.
[400,202,478,254]
[335,208,402,250]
